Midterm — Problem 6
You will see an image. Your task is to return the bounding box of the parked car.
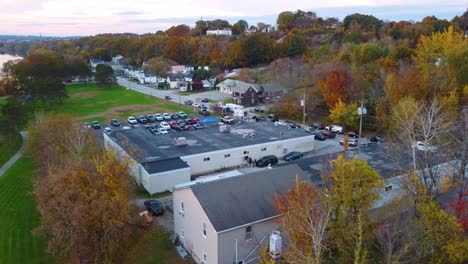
[91,121,101,129]
[369,136,385,143]
[122,125,132,130]
[183,125,196,131]
[110,119,120,127]
[314,132,327,141]
[144,200,165,216]
[325,125,343,134]
[199,110,210,116]
[178,112,188,119]
[177,119,186,127]
[267,114,279,122]
[193,123,204,129]
[312,122,325,130]
[283,151,303,161]
[192,117,201,124]
[221,116,235,124]
[340,138,358,147]
[83,122,91,129]
[163,113,171,120]
[164,95,172,100]
[158,128,168,134]
[201,105,208,110]
[160,121,171,130]
[184,100,193,105]
[128,116,138,125]
[254,107,265,113]
[285,121,300,128]
[253,115,267,121]
[256,155,278,167]
[193,103,201,109]
[201,98,209,103]
[154,113,164,121]
[322,130,336,138]
[149,127,160,135]
[169,121,179,129]
[103,126,112,133]
[186,118,196,125]
[412,141,438,152]
[171,113,179,119]
[146,115,156,123]
[137,115,148,123]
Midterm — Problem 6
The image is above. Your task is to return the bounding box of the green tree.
[325,155,383,264]
[241,34,274,66]
[277,11,295,31]
[232,20,248,35]
[286,34,307,57]
[95,64,116,86]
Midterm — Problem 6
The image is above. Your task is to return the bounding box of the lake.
[0,54,23,72]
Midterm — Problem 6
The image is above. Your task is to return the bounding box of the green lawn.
[0,157,54,264]
[49,83,195,123]
[0,132,22,167]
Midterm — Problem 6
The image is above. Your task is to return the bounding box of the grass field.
[50,83,195,123]
[0,157,54,264]
[0,96,22,167]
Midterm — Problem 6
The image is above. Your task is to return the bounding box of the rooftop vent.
[174,137,188,146]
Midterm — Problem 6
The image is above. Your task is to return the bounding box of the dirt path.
[0,131,28,177]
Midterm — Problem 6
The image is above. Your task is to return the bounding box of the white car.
[127,116,138,125]
[412,141,438,152]
[163,113,171,120]
[122,126,132,130]
[160,121,171,130]
[193,103,201,109]
[103,126,112,133]
[158,128,168,134]
[155,113,164,121]
[325,125,343,134]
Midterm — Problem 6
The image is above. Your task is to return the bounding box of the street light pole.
[357,99,367,154]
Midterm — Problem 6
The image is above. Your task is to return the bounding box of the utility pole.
[357,99,367,154]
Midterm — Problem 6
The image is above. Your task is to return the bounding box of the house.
[206,28,232,36]
[258,84,287,103]
[103,121,315,194]
[140,71,158,84]
[216,79,261,106]
[167,74,187,89]
[173,165,307,264]
[202,80,211,89]
[112,55,125,65]
[171,65,195,74]
[89,59,104,69]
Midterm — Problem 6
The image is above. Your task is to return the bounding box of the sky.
[0,0,466,36]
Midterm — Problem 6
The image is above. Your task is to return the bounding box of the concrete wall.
[181,136,314,175]
[103,132,141,183]
[218,218,279,264]
[174,188,218,264]
[142,167,191,195]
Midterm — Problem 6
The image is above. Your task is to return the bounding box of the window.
[202,222,207,238]
[203,253,207,263]
[181,230,184,238]
[224,154,231,158]
[180,201,184,215]
[245,225,253,240]
[385,185,393,192]
[203,157,210,162]
[261,147,267,151]
[243,151,249,155]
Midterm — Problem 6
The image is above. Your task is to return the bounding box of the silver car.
[154,113,164,121]
[163,113,171,120]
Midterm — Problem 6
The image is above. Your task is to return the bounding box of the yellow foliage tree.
[329,100,359,131]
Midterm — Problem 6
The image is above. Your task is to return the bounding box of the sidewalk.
[0,131,28,177]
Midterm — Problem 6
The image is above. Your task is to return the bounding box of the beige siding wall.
[174,188,218,263]
[143,168,191,195]
[218,218,279,264]
[181,136,314,175]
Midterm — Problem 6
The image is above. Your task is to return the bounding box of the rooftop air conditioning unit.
[269,230,282,259]
[174,137,188,146]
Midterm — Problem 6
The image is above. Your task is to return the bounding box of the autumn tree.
[318,69,350,109]
[274,178,331,264]
[147,57,175,78]
[277,11,295,31]
[163,37,190,64]
[328,101,359,130]
[232,20,248,35]
[166,24,190,36]
[324,155,383,264]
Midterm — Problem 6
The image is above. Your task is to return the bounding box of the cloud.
[114,11,144,16]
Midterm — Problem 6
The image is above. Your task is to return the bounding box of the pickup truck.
[221,116,235,124]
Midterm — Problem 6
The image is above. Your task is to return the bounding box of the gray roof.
[216,79,260,94]
[141,157,189,174]
[108,121,312,163]
[190,164,308,232]
[260,84,287,93]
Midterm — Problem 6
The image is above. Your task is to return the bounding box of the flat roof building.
[104,121,315,194]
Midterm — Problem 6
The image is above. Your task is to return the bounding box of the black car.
[201,105,208,110]
[137,115,148,123]
[184,100,193,105]
[146,114,157,123]
[253,115,267,121]
[186,118,196,125]
[199,110,210,116]
[283,151,303,161]
[312,122,326,130]
[256,155,278,167]
[254,107,265,113]
[171,113,179,119]
[144,200,165,216]
[201,98,209,103]
[369,136,384,143]
[285,121,300,128]
[314,132,327,141]
[165,95,172,100]
[267,114,279,122]
[91,121,101,129]
[110,119,120,127]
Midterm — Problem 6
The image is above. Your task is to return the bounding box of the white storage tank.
[269,230,282,259]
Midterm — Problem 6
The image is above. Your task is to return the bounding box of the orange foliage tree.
[318,69,350,109]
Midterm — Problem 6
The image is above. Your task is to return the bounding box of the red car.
[322,130,336,138]
[192,117,201,124]
[183,125,195,131]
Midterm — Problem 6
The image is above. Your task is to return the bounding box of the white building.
[104,121,315,194]
[206,28,232,36]
[173,165,306,264]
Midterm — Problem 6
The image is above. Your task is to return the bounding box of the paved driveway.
[133,196,174,232]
